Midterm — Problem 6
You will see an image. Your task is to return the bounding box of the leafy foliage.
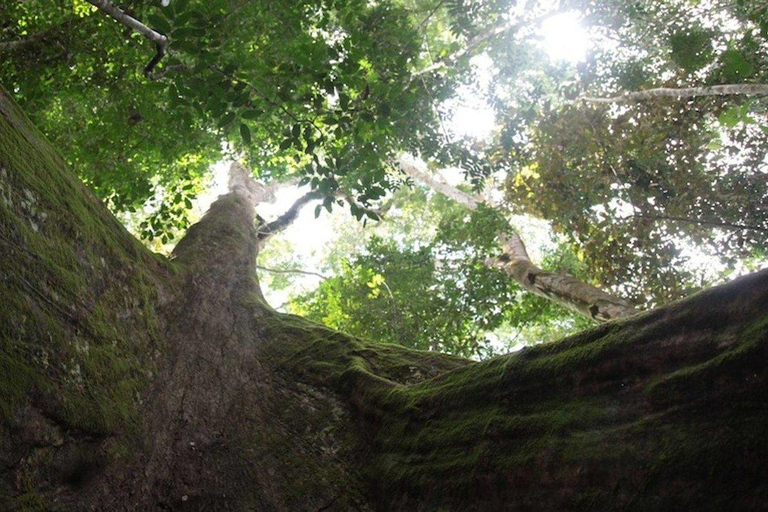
[464,0,768,305]
[289,189,591,358]
[0,0,467,241]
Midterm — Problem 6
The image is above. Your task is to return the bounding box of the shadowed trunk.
[1,86,767,510]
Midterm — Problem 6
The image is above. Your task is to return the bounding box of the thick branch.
[398,153,637,322]
[488,234,638,322]
[581,84,768,104]
[85,0,168,77]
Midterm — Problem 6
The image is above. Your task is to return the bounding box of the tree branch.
[85,0,169,78]
[411,11,553,77]
[0,34,47,53]
[397,153,638,322]
[396,155,480,209]
[256,190,323,242]
[487,234,638,322]
[580,84,768,104]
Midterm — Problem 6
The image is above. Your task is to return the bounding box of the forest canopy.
[2,0,767,357]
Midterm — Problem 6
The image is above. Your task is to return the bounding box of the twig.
[85,0,169,78]
[417,0,446,31]
[411,10,554,77]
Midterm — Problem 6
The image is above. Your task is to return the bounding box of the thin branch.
[580,84,768,104]
[0,33,47,52]
[417,0,447,31]
[85,0,169,78]
[257,190,323,242]
[412,10,553,77]
[255,265,328,280]
[396,155,481,209]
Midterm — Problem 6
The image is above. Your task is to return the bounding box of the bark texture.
[1,86,768,510]
[491,233,638,321]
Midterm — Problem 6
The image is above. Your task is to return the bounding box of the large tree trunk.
[1,86,767,510]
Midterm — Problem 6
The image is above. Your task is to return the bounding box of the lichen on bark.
[1,85,767,510]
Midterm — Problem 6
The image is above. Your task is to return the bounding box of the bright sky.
[539,12,591,63]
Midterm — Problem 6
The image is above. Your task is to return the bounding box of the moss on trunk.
[1,85,767,510]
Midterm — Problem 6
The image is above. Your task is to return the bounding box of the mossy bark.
[1,85,767,510]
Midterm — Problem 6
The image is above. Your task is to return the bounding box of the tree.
[398,155,639,321]
[2,84,768,509]
[446,0,768,305]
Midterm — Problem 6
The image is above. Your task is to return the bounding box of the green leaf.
[279,138,293,151]
[239,123,252,145]
[217,111,236,127]
[174,0,190,14]
[721,48,753,80]
[172,27,206,39]
[668,28,713,71]
[147,14,172,34]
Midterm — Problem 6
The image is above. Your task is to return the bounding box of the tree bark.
[397,154,638,322]
[1,86,768,510]
[580,83,768,104]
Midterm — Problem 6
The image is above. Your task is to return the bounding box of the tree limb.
[85,0,169,78]
[580,84,768,104]
[632,213,768,233]
[488,233,638,322]
[256,190,323,242]
[397,153,638,322]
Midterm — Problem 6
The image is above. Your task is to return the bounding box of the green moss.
[0,86,166,438]
[259,268,768,508]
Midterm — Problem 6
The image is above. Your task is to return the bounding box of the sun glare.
[540,12,590,63]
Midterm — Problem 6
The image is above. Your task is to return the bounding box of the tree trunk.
[1,86,767,510]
